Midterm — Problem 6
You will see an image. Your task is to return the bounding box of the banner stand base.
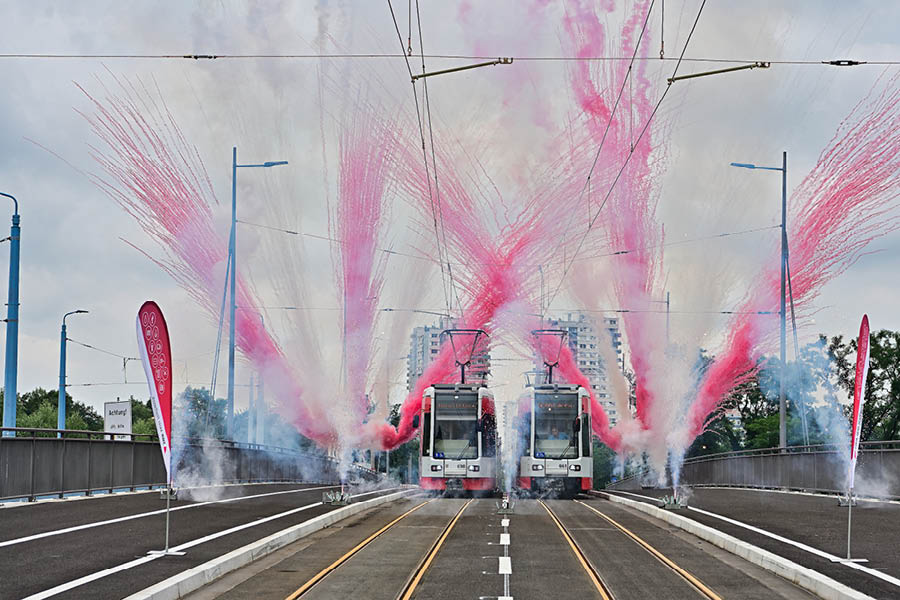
[148,549,186,557]
[829,557,868,563]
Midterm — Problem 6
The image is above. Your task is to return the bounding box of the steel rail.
[574,500,722,600]
[283,498,434,599]
[539,500,614,600]
[398,498,473,600]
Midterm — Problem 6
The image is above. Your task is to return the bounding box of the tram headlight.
[531,464,544,471]
[468,465,480,472]
[570,464,581,471]
[431,465,442,472]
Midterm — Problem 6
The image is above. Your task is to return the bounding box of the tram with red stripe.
[516,383,593,497]
[417,383,496,494]
[415,329,496,494]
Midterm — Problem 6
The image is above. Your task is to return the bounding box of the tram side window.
[481,413,496,457]
[422,411,431,456]
[581,413,591,457]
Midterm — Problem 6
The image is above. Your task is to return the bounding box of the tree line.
[687,329,899,457]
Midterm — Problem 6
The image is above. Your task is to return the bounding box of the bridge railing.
[606,440,900,499]
[0,427,380,502]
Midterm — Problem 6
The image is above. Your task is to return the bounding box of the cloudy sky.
[0,1,898,422]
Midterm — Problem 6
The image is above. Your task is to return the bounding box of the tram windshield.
[534,392,578,459]
[433,392,478,459]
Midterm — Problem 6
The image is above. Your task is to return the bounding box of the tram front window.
[534,392,578,459]
[433,393,478,459]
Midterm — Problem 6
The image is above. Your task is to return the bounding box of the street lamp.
[227,149,287,440]
[236,308,266,445]
[0,192,19,437]
[730,152,788,450]
[59,310,88,436]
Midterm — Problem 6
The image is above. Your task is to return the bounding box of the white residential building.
[541,312,623,426]
[407,317,491,391]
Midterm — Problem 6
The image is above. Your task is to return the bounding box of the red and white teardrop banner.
[136,301,174,481]
[848,314,870,489]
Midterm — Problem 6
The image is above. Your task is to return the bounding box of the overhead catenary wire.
[0,53,895,65]
[240,216,779,267]
[387,0,453,318]
[547,0,657,272]
[413,0,465,320]
[67,338,137,360]
[546,0,708,312]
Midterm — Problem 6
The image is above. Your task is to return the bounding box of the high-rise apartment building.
[541,312,624,426]
[407,317,491,391]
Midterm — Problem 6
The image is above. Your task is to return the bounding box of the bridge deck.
[606,487,900,599]
[0,483,397,599]
[189,495,816,600]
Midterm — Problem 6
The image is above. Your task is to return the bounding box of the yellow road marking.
[575,500,723,600]
[539,500,613,600]
[399,498,473,600]
[285,499,433,599]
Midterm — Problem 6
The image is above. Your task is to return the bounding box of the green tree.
[129,395,157,438]
[0,387,104,435]
[686,412,742,457]
[829,330,900,442]
[175,386,225,439]
[592,443,617,488]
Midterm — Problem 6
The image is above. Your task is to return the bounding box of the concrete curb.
[125,488,418,600]
[595,491,874,600]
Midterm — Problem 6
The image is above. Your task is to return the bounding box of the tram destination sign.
[435,393,478,419]
[535,392,577,413]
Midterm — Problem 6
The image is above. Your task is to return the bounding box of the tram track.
[283,498,472,600]
[539,499,614,600]
[542,498,724,600]
[574,499,722,600]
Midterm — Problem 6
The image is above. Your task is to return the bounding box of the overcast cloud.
[0,1,897,418]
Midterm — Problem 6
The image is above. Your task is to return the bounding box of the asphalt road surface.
[605,487,900,599]
[1,482,397,599]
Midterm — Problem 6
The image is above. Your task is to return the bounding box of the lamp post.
[227,148,287,440]
[730,152,788,450]
[649,291,671,345]
[59,310,88,436]
[236,308,266,445]
[0,192,19,436]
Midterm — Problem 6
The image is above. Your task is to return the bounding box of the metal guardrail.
[0,427,380,502]
[606,441,900,499]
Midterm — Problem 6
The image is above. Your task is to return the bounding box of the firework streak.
[334,109,396,425]
[80,78,334,444]
[685,71,900,439]
[84,22,900,460]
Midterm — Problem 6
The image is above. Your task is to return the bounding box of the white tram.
[417,383,497,494]
[516,383,593,497]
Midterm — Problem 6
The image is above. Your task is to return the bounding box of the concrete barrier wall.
[607,445,900,498]
[0,434,378,501]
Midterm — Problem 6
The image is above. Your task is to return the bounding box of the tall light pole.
[227,148,288,440]
[236,308,266,446]
[58,310,88,436]
[1,192,19,436]
[730,152,788,450]
[649,291,671,345]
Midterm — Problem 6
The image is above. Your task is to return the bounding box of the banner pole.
[846,487,853,560]
[165,477,171,552]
